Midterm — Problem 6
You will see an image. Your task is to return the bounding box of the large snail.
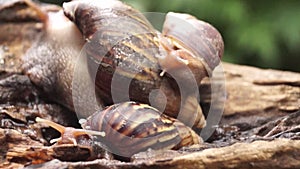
[22,0,224,159]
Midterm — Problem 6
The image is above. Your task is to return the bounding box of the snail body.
[22,8,83,110]
[22,2,103,114]
[37,102,201,158]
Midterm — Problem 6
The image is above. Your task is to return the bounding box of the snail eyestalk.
[73,129,106,137]
[35,117,66,133]
[35,117,105,145]
[49,138,60,144]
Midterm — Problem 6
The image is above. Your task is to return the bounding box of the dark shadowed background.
[40,0,300,72]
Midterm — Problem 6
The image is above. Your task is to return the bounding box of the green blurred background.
[40,0,300,72]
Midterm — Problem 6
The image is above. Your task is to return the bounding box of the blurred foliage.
[40,0,300,72]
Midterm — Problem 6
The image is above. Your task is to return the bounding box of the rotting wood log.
[22,139,300,169]
[221,63,299,127]
[2,111,300,169]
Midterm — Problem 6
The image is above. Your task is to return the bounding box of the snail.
[21,0,224,159]
[62,0,223,128]
[36,102,201,158]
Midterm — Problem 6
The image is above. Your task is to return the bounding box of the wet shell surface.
[162,12,224,73]
[82,102,201,157]
[63,0,172,111]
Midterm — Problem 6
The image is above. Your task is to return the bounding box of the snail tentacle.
[36,117,105,145]
[36,117,66,133]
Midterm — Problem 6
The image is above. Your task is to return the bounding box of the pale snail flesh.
[36,102,201,158]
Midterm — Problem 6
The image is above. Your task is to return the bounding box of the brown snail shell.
[63,0,162,105]
[162,12,224,74]
[36,101,201,158]
[159,12,224,90]
[83,102,201,157]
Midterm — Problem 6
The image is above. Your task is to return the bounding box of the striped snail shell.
[63,0,163,107]
[162,12,224,74]
[36,102,201,158]
[159,12,224,91]
[83,102,201,157]
[63,0,224,128]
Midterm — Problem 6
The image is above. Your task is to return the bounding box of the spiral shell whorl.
[163,12,224,72]
[63,0,154,42]
[82,102,201,157]
[63,0,171,115]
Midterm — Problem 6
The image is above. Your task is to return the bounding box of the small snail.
[36,102,201,158]
[21,0,224,159]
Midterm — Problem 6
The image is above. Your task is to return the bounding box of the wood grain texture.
[22,139,300,169]
[221,63,300,126]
